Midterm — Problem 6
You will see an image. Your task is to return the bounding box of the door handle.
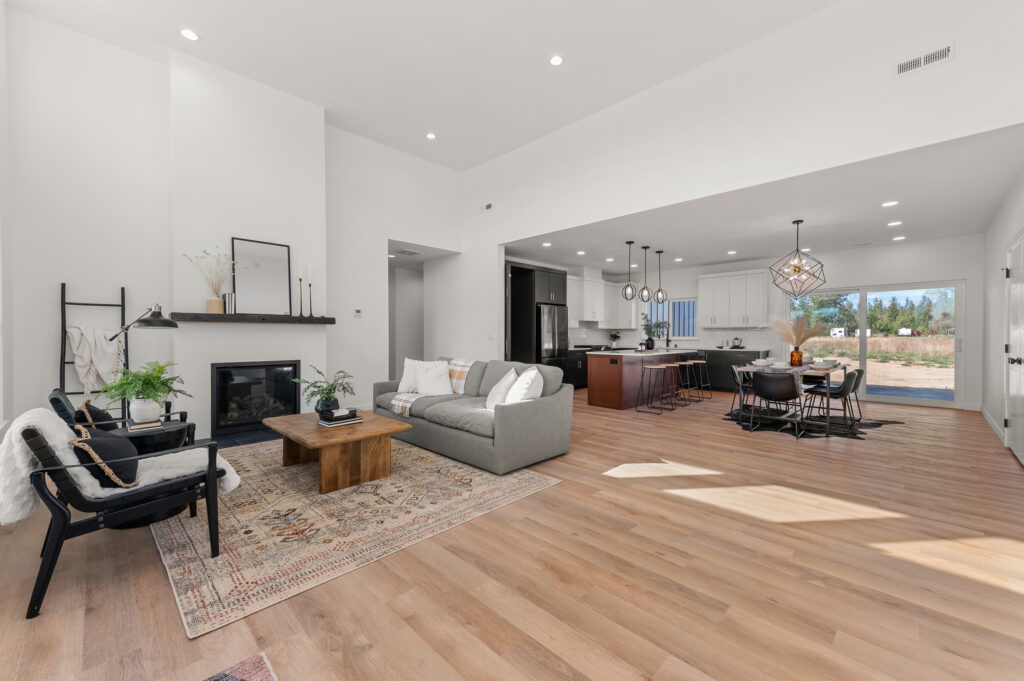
[1010,357,1024,365]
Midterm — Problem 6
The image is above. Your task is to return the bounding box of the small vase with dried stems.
[185,249,236,314]
[771,315,825,367]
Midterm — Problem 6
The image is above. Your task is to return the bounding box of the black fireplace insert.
[210,360,300,436]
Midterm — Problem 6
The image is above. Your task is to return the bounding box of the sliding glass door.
[863,286,956,402]
[790,281,963,406]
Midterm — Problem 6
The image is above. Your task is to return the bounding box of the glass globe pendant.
[621,240,636,300]
[638,246,653,303]
[653,250,668,303]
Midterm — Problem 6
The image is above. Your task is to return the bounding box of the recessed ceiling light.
[892,235,906,241]
[605,257,614,262]
[881,200,899,207]
[541,242,551,247]
[425,132,436,140]
[576,250,586,255]
[727,250,737,255]
[549,55,564,66]
[887,221,902,227]
[801,247,811,252]
[674,257,683,262]
[631,263,638,268]
[387,254,396,258]
[180,28,200,41]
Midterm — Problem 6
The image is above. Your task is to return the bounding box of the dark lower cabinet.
[566,351,588,389]
[704,350,768,390]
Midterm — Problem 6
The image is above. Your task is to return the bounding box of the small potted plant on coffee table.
[99,361,192,422]
[294,366,356,420]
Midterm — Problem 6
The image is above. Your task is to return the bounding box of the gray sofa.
[372,359,573,474]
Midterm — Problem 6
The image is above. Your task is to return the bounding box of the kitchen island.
[586,347,771,408]
[586,349,699,409]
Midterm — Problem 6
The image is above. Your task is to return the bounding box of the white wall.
[388,266,424,379]
[325,126,460,407]
[0,2,12,426]
[982,169,1024,439]
[425,0,1024,363]
[6,10,171,416]
[168,53,329,436]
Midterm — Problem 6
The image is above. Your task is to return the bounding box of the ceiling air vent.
[897,45,953,76]
[395,248,421,256]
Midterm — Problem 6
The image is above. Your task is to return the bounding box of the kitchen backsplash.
[570,323,779,351]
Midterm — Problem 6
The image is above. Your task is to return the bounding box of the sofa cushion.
[479,360,563,398]
[374,391,466,418]
[422,397,495,438]
[462,361,488,396]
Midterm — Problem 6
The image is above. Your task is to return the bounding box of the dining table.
[736,363,848,436]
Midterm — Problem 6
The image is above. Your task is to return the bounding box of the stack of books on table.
[127,421,163,431]
[318,411,362,428]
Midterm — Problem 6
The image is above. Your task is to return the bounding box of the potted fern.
[293,366,356,419]
[99,361,192,422]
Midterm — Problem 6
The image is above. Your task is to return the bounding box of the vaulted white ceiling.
[10,0,838,169]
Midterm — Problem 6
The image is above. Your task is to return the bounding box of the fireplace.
[211,360,300,436]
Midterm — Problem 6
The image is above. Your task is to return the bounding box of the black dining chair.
[748,372,804,437]
[803,370,860,429]
[730,364,753,414]
[851,368,866,421]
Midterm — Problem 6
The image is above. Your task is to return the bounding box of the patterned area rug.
[152,439,559,638]
[203,653,279,681]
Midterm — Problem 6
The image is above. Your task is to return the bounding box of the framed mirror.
[231,238,292,315]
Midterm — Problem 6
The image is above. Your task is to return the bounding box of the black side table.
[110,420,191,455]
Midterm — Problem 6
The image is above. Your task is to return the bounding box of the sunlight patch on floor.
[603,460,723,479]
[665,485,904,522]
[871,537,1024,595]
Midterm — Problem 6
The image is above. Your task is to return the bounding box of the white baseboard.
[982,407,1007,446]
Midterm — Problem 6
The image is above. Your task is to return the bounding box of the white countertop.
[587,347,768,356]
[586,348,696,356]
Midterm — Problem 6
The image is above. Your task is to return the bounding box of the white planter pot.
[129,398,162,423]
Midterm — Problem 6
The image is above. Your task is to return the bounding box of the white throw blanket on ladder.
[0,409,241,526]
[65,326,124,394]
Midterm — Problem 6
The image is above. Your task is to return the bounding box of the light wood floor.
[3,391,1024,681]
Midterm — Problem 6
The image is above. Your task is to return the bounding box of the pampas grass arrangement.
[771,315,825,348]
[184,248,236,296]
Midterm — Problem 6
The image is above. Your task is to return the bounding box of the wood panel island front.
[586,349,699,409]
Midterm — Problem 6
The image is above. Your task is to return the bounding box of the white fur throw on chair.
[0,408,240,526]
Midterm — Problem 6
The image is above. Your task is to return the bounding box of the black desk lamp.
[108,304,178,342]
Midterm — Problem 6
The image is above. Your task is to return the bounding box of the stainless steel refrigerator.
[537,304,569,371]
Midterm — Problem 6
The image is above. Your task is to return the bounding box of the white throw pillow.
[397,358,419,393]
[485,369,518,410]
[415,360,454,396]
[504,367,544,404]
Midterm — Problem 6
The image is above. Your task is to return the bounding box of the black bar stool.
[691,359,712,400]
[635,364,674,414]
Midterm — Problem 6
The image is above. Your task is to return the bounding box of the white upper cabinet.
[698,271,767,329]
[566,275,582,327]
[599,282,638,329]
[582,279,604,322]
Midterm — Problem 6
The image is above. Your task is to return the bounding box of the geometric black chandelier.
[769,219,826,297]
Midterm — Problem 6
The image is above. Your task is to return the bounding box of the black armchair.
[20,426,223,619]
[48,388,196,446]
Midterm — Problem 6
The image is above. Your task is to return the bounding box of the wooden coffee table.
[262,412,412,494]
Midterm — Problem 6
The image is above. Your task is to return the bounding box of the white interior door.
[1006,240,1024,463]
